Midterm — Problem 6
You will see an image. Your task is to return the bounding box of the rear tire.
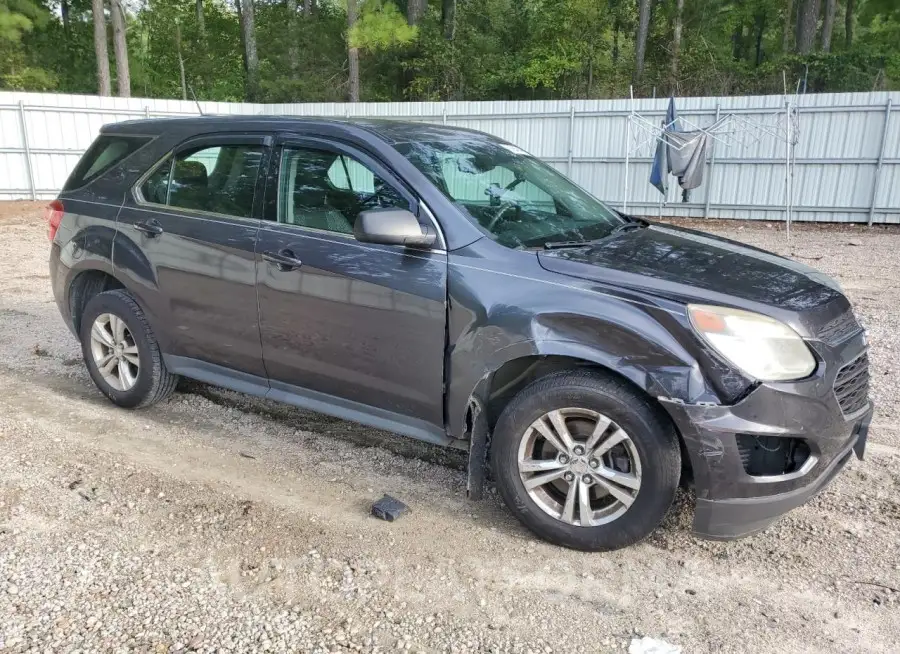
[80,289,178,409]
[491,370,680,551]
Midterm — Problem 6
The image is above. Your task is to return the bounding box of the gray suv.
[49,117,871,551]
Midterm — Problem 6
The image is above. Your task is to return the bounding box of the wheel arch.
[460,341,698,500]
[68,269,127,335]
[455,335,710,437]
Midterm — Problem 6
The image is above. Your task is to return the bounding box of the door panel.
[257,228,447,425]
[256,140,448,429]
[114,135,270,378]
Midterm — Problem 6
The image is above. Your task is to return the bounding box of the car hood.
[537,224,844,315]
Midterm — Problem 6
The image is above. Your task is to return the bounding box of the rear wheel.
[80,289,178,408]
[491,370,680,551]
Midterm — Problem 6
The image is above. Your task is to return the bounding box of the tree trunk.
[845,0,854,47]
[240,0,259,100]
[586,53,593,97]
[732,22,744,60]
[782,0,793,52]
[92,0,111,96]
[441,0,455,40]
[347,0,360,102]
[670,0,684,91]
[303,0,311,14]
[407,0,426,26]
[61,0,70,62]
[795,0,821,55]
[61,0,70,33]
[235,0,249,75]
[110,0,130,97]
[633,0,651,85]
[612,17,620,64]
[196,0,206,40]
[286,0,299,78]
[754,13,766,66]
[821,0,836,51]
[175,20,187,100]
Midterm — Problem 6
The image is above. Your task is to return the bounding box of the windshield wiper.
[543,240,592,250]
[543,219,649,249]
[611,220,647,234]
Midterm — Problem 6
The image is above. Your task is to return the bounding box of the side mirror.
[354,208,437,249]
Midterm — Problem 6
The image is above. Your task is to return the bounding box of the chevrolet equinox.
[49,117,872,551]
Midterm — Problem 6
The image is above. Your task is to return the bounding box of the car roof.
[102,115,495,146]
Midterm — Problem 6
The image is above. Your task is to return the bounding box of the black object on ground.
[371,495,410,522]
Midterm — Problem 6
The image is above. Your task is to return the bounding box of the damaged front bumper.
[661,379,873,540]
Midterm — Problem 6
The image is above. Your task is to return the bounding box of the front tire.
[491,370,681,551]
[80,289,178,409]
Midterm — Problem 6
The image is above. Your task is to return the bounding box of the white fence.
[1,90,899,224]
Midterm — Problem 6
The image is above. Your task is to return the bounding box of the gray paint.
[50,116,873,541]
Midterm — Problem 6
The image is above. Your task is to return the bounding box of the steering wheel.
[363,185,386,207]
[486,200,519,232]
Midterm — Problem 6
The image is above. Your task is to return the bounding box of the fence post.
[145,106,150,119]
[17,100,36,201]
[703,102,721,220]
[869,98,892,227]
[567,104,575,175]
[623,114,630,214]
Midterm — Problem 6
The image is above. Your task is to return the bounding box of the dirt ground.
[0,201,898,654]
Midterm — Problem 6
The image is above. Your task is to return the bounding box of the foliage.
[349,0,417,51]
[0,0,46,42]
[1,0,899,100]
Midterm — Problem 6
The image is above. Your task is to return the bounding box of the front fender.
[446,309,721,439]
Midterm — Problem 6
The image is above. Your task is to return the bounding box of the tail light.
[46,199,64,242]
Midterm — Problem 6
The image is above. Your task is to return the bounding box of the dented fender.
[445,240,730,440]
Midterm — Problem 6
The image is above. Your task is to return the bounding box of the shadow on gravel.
[6,362,470,474]
[12,363,705,547]
[176,380,470,472]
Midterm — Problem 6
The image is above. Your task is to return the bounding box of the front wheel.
[491,370,681,551]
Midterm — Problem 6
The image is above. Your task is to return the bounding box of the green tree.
[2,0,899,99]
[0,0,52,88]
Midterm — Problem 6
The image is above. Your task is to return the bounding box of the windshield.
[394,137,625,249]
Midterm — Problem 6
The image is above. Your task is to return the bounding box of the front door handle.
[133,220,163,237]
[262,249,303,271]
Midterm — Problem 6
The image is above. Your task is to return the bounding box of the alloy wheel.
[517,408,642,526]
[89,313,140,392]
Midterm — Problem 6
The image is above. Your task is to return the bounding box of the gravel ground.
[1,201,899,654]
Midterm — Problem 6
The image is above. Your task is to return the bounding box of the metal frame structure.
[1,92,898,224]
[622,84,805,236]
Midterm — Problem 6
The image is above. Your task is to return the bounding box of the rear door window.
[64,135,150,190]
[139,144,265,219]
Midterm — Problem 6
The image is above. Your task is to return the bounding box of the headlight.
[687,304,816,381]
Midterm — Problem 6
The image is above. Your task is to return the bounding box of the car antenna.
[188,84,204,116]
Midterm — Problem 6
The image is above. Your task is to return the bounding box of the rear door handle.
[262,249,303,271]
[133,220,163,237]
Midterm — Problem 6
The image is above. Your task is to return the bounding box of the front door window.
[277,147,410,234]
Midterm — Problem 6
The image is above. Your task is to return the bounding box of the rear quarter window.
[64,135,151,191]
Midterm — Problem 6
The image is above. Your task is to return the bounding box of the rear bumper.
[49,244,76,335]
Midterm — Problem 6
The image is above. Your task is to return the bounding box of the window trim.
[64,134,154,192]
[264,135,446,251]
[338,155,353,191]
[130,133,272,223]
